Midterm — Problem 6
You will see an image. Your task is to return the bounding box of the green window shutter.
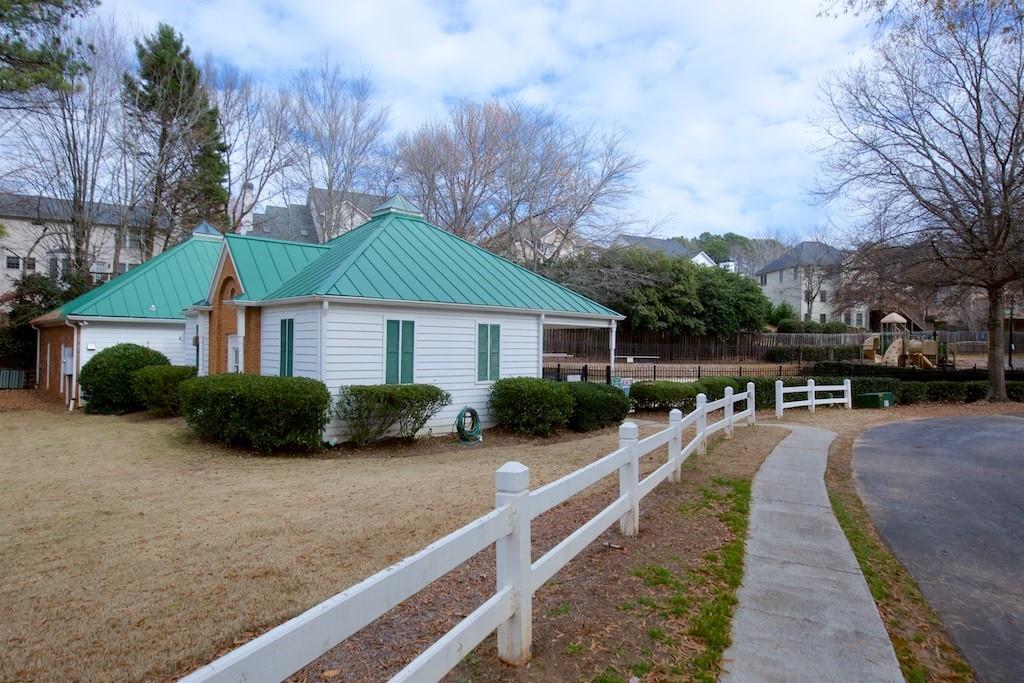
[400,320,415,384]
[279,318,294,377]
[385,320,400,384]
[488,325,500,380]
[477,324,489,381]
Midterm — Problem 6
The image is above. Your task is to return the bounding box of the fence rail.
[181,385,762,683]
[775,378,852,418]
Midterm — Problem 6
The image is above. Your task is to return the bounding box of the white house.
[755,241,868,327]
[612,234,720,268]
[192,196,623,441]
[31,224,223,407]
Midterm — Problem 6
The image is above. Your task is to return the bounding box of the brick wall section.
[209,258,239,375]
[243,307,261,374]
[37,324,75,397]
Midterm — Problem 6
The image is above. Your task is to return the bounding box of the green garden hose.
[455,406,482,443]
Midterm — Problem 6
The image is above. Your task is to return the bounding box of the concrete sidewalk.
[720,424,903,683]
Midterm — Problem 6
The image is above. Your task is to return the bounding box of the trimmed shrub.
[897,381,928,405]
[79,343,170,414]
[179,374,331,453]
[630,380,701,412]
[963,381,990,403]
[822,321,848,334]
[813,361,1024,383]
[775,319,804,333]
[924,381,968,403]
[1008,382,1024,402]
[695,376,744,400]
[565,382,630,432]
[132,365,197,416]
[336,384,451,447]
[489,377,574,436]
[803,320,824,333]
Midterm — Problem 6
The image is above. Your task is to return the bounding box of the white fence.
[180,383,759,683]
[774,378,852,419]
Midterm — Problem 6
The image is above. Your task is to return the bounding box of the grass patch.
[547,602,572,617]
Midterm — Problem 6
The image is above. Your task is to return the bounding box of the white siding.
[79,321,189,367]
[260,303,322,378]
[321,304,541,441]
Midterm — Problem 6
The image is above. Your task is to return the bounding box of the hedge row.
[488,377,629,436]
[813,361,1024,383]
[132,365,197,416]
[630,375,1024,412]
[775,319,849,334]
[764,345,860,363]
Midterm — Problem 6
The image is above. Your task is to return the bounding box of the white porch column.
[236,306,246,373]
[609,320,617,377]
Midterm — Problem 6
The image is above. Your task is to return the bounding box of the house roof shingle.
[755,241,844,276]
[614,234,694,258]
[0,191,161,229]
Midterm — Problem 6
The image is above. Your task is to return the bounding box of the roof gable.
[222,234,329,301]
[50,234,222,321]
[261,208,619,318]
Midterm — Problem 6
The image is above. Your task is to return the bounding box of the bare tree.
[818,1,1024,398]
[397,99,641,267]
[288,59,389,241]
[8,17,124,279]
[205,61,295,232]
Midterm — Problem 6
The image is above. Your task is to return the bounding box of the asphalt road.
[853,415,1024,683]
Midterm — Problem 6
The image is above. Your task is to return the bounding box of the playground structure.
[861,312,956,369]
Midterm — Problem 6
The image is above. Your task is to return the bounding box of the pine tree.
[123,23,228,257]
[0,0,96,94]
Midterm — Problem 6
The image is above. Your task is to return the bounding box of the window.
[25,257,35,271]
[793,267,799,279]
[819,290,827,303]
[819,314,827,324]
[123,229,142,250]
[385,320,414,384]
[477,324,500,381]
[804,313,811,322]
[759,274,767,286]
[5,255,18,269]
[778,271,783,283]
[856,312,864,327]
[844,311,852,325]
[279,318,294,376]
[117,262,128,274]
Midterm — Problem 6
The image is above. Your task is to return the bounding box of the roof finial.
[371,194,423,218]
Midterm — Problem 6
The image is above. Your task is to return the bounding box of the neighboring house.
[242,188,383,244]
[755,241,868,327]
[0,192,167,302]
[484,220,598,265]
[31,224,223,406]
[612,234,720,268]
[191,196,622,441]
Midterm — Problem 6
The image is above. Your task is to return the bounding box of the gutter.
[230,294,626,322]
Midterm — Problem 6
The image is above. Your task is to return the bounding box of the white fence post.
[618,422,640,536]
[724,386,734,438]
[808,378,816,413]
[696,393,708,455]
[747,381,756,426]
[669,408,683,482]
[844,378,853,409]
[775,380,783,420]
[495,462,532,665]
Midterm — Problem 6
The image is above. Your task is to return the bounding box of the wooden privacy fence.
[775,378,852,418]
[180,386,759,683]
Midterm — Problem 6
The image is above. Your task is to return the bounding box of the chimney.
[236,182,255,235]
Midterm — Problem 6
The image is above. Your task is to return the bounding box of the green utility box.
[854,392,895,409]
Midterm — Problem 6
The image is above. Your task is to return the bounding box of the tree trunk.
[986,286,1007,401]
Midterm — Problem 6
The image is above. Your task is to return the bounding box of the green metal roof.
[371,194,423,218]
[54,232,223,320]
[260,202,620,318]
[223,234,329,301]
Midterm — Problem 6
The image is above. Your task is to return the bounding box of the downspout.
[319,300,328,381]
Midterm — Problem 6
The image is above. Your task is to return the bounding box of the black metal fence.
[542,363,812,384]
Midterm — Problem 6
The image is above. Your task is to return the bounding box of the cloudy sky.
[99,0,868,239]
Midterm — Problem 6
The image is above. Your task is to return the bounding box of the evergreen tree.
[0,0,96,95]
[123,23,228,257]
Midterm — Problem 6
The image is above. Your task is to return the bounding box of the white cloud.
[99,0,867,238]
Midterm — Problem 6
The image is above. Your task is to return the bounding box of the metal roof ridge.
[225,232,330,249]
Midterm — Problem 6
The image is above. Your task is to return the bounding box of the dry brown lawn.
[1,398,667,683]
